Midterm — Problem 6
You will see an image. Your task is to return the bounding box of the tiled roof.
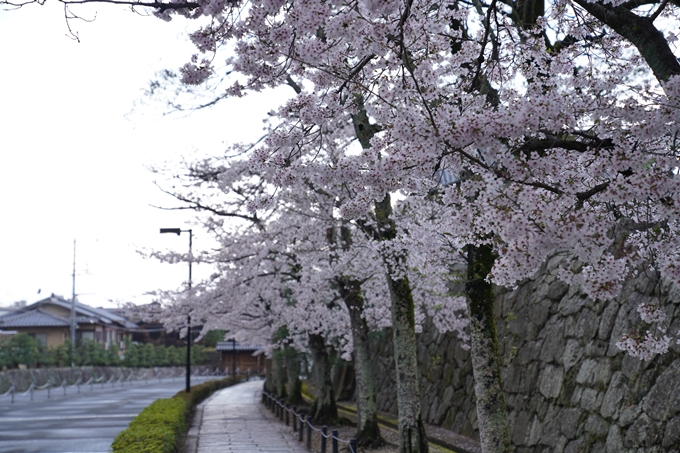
[0,309,70,328]
[29,296,138,329]
[216,341,263,352]
[0,296,139,330]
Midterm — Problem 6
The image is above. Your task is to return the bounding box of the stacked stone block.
[370,256,680,452]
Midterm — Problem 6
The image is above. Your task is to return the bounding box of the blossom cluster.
[146,0,680,361]
[616,331,671,361]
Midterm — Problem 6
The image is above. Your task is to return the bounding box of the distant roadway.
[0,376,217,453]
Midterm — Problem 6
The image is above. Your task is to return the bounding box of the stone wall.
[370,257,680,452]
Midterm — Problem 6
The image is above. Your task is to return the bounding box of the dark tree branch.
[1,0,202,10]
[573,0,680,83]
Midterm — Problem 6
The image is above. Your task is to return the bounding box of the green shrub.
[111,398,186,453]
[0,333,39,368]
[111,376,246,453]
[110,424,177,453]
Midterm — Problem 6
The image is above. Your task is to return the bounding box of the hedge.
[111,376,246,453]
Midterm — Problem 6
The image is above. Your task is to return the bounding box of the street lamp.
[160,227,193,393]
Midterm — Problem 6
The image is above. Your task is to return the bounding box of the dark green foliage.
[76,340,107,366]
[36,344,54,367]
[123,343,140,368]
[140,343,157,367]
[200,330,225,348]
[190,345,207,365]
[154,344,169,366]
[107,343,122,366]
[0,334,39,368]
[166,346,182,366]
[0,337,212,370]
[55,340,75,367]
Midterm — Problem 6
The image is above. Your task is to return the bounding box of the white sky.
[0,1,285,308]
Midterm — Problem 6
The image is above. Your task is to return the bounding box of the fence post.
[299,415,305,442]
[48,384,51,399]
[30,385,34,401]
[331,429,339,453]
[292,407,298,432]
[349,438,357,453]
[306,418,312,450]
[285,404,290,426]
[10,387,14,404]
[321,426,327,453]
[63,381,67,396]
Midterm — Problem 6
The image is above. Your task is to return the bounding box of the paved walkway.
[185,380,307,453]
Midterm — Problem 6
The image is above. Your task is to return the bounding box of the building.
[0,295,137,349]
[216,341,265,374]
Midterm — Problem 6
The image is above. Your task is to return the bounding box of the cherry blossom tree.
[9,0,680,451]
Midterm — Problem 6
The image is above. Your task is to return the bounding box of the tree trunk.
[466,244,510,453]
[265,357,273,393]
[272,349,287,399]
[375,195,429,453]
[352,100,427,452]
[308,333,338,424]
[385,271,429,453]
[337,277,384,447]
[285,346,303,406]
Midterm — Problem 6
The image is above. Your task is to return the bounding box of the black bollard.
[307,420,312,450]
[331,430,339,453]
[299,415,305,442]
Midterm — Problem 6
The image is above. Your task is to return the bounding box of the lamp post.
[231,338,236,385]
[160,227,193,393]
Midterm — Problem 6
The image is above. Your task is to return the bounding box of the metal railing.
[0,367,224,404]
[262,390,357,453]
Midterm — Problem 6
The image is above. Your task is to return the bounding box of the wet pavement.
[185,380,307,453]
[0,376,215,453]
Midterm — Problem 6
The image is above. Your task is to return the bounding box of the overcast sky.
[0,1,285,308]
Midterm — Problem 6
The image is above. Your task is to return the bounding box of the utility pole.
[70,239,77,367]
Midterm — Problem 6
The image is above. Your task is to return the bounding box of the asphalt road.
[0,376,217,453]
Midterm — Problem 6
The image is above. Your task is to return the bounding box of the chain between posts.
[262,389,357,453]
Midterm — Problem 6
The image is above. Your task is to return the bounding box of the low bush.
[111,398,186,453]
[111,376,249,453]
